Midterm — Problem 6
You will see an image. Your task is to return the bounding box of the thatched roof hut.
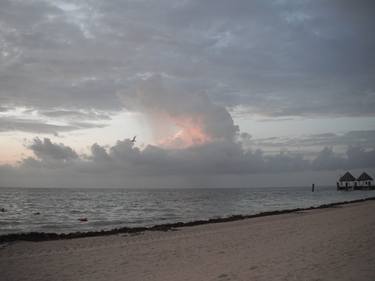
[339,171,356,182]
[337,171,374,190]
[357,172,373,182]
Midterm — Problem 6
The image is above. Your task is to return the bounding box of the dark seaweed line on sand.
[1,197,375,243]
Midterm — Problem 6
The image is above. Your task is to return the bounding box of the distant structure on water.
[337,171,374,191]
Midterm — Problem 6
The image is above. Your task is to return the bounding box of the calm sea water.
[0,186,374,235]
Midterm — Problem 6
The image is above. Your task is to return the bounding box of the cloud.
[17,137,309,179]
[22,137,78,168]
[13,136,375,176]
[0,116,106,135]
[0,134,374,187]
[90,143,111,162]
[0,117,76,134]
[1,1,375,187]
[311,146,375,171]
[311,147,345,171]
[28,137,78,161]
[0,0,374,118]
[246,130,375,155]
[121,75,239,145]
[346,146,375,169]
[39,109,111,120]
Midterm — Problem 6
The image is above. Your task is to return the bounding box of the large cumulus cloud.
[120,75,239,143]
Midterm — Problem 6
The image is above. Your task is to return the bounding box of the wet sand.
[1,200,375,281]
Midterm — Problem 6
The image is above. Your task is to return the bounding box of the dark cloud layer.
[0,0,374,117]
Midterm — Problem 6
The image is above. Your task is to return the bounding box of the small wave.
[0,221,20,225]
[39,224,75,230]
[70,210,84,214]
[89,220,126,227]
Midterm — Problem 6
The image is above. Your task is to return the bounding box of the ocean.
[0,186,374,235]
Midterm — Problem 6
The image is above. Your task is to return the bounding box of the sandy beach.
[1,200,375,281]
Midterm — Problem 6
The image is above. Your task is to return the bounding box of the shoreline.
[1,199,375,280]
[2,196,375,243]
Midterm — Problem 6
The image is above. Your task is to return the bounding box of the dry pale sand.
[1,201,375,281]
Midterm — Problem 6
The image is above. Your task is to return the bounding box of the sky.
[0,0,375,188]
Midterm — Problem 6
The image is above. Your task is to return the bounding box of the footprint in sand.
[217,273,232,281]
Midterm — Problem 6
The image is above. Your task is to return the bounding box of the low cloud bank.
[1,137,374,188]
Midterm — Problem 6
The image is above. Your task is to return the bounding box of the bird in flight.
[131,136,136,143]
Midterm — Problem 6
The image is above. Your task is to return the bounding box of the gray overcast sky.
[0,0,374,188]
